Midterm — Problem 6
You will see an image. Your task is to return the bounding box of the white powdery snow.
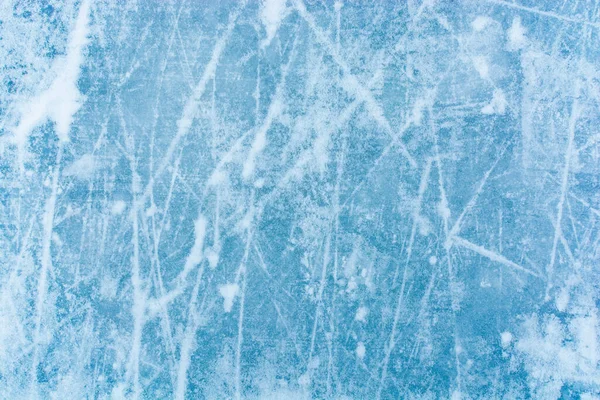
[219,283,240,313]
[471,16,493,32]
[13,0,91,147]
[111,200,127,215]
[471,56,490,80]
[507,17,527,50]
[355,307,368,323]
[500,331,513,348]
[356,342,366,359]
[482,89,507,115]
[260,0,287,49]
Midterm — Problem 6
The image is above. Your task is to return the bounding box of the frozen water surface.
[1,0,600,398]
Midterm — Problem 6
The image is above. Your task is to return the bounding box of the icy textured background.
[1,0,600,398]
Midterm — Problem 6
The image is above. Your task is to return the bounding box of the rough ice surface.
[1,0,600,399]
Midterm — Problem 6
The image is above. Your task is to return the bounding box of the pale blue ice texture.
[1,0,600,399]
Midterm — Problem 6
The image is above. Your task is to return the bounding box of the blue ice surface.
[1,0,599,398]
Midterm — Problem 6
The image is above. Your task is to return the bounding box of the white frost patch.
[428,255,437,265]
[471,56,489,80]
[260,0,287,49]
[13,0,91,146]
[556,287,570,312]
[471,16,493,32]
[206,247,220,269]
[416,214,432,236]
[356,342,366,359]
[346,277,358,292]
[254,177,265,188]
[572,315,599,367]
[437,198,451,221]
[63,154,96,180]
[500,331,513,348]
[507,17,527,50]
[308,356,320,370]
[111,200,127,215]
[145,204,158,217]
[219,283,239,313]
[51,232,63,247]
[50,372,86,400]
[208,169,228,186]
[481,89,507,115]
[182,215,207,279]
[455,344,463,355]
[516,310,600,398]
[581,394,600,400]
[298,372,310,387]
[410,98,427,126]
[355,306,368,322]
